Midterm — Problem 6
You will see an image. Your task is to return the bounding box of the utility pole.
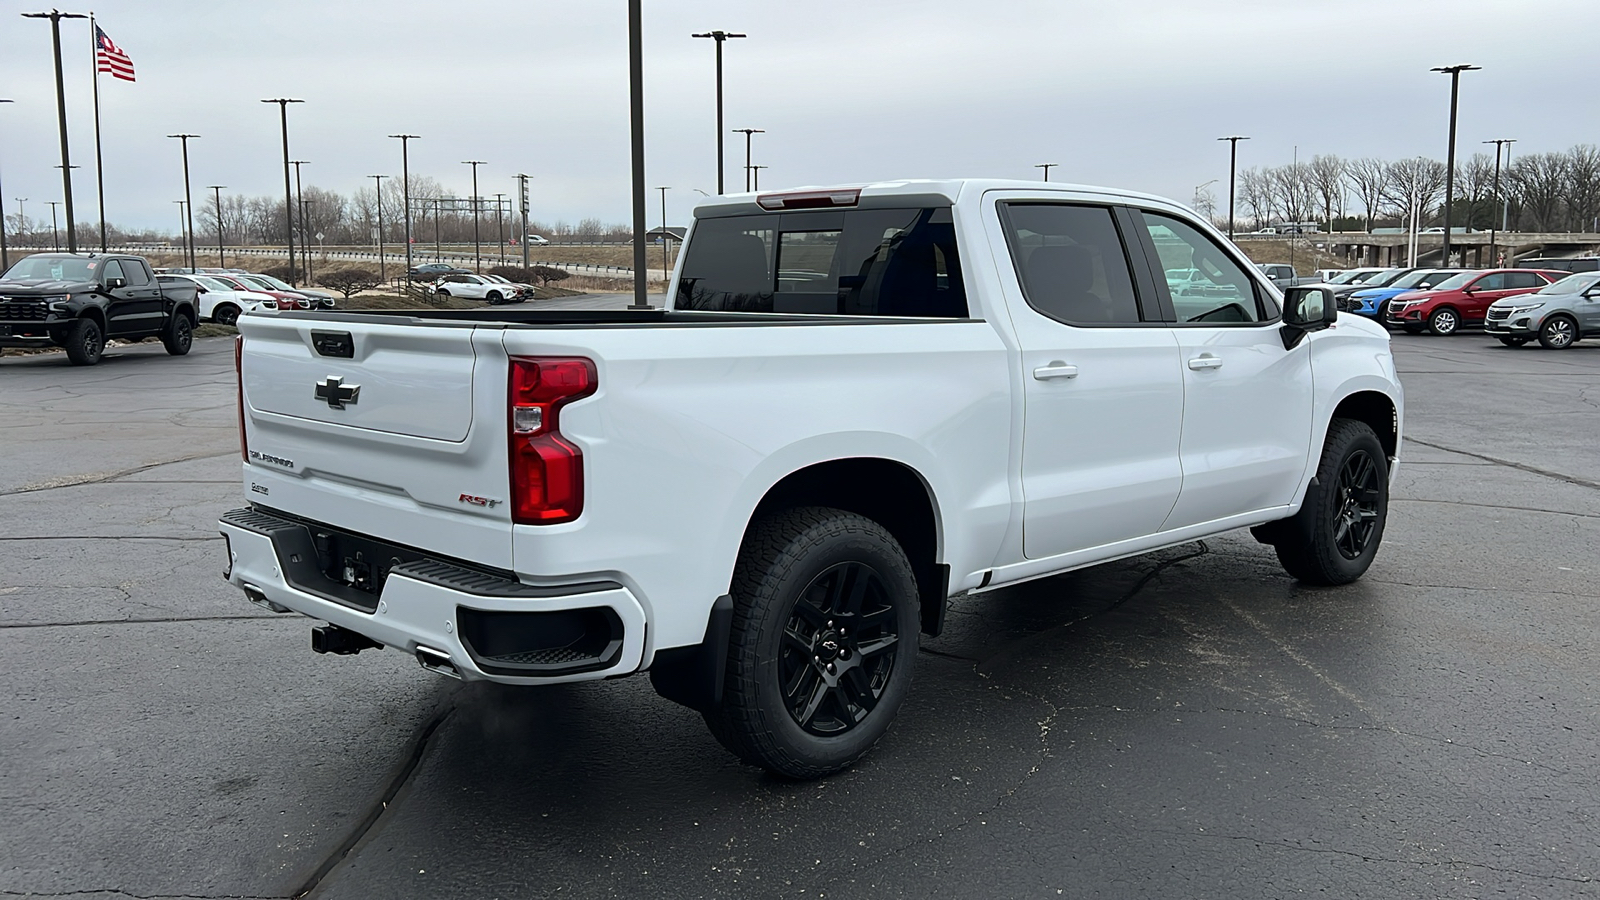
[656,185,671,284]
[733,128,763,192]
[1482,139,1513,267]
[207,185,226,268]
[1035,163,1057,182]
[48,200,62,251]
[15,198,27,250]
[369,174,387,282]
[167,134,199,271]
[0,99,12,271]
[630,1,650,308]
[691,29,746,195]
[301,198,316,283]
[290,160,310,282]
[1431,64,1480,267]
[170,200,183,259]
[262,99,304,283]
[1217,136,1250,239]
[23,10,88,252]
[516,174,530,271]
[751,165,768,190]
[493,192,506,266]
[462,160,485,272]
[388,134,418,284]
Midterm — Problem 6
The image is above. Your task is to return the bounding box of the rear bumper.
[219,506,646,684]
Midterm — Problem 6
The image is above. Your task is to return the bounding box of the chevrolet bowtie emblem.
[314,375,360,409]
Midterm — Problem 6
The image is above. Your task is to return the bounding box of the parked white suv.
[435,273,527,304]
[221,179,1403,779]
[160,273,276,325]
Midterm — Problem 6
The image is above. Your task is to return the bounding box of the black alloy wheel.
[64,317,104,366]
[162,314,193,356]
[779,561,901,736]
[213,303,240,326]
[1539,315,1577,350]
[486,291,503,303]
[1332,448,1382,560]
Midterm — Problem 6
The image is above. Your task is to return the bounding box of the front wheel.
[1269,419,1389,586]
[705,507,919,779]
[486,291,503,303]
[212,303,240,326]
[64,318,105,366]
[1538,315,1577,350]
[1428,308,1459,335]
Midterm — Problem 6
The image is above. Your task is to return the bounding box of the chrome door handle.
[1033,362,1079,380]
[1187,355,1223,371]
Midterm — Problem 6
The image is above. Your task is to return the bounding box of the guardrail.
[102,245,669,282]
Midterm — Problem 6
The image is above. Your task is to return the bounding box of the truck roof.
[690,178,1183,217]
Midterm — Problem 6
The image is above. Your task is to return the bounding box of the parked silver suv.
[1484,271,1600,349]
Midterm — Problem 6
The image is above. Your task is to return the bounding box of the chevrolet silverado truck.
[220,180,1404,778]
[0,252,198,365]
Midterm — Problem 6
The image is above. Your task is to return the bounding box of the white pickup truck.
[220,179,1403,778]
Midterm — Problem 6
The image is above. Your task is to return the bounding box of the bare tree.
[1507,152,1568,231]
[1269,163,1316,225]
[1382,158,1447,227]
[1344,158,1391,232]
[1307,154,1346,231]
[1459,152,1496,229]
[1238,167,1272,231]
[1562,144,1600,232]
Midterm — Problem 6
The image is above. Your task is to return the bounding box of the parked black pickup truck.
[0,253,199,365]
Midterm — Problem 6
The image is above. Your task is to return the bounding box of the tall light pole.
[493,192,506,266]
[262,99,304,283]
[656,185,671,283]
[170,200,184,258]
[751,165,768,190]
[0,99,12,271]
[301,198,317,283]
[207,185,225,268]
[1035,163,1057,182]
[1482,139,1513,267]
[462,160,485,272]
[691,29,746,195]
[516,173,530,272]
[24,11,87,252]
[290,160,309,282]
[732,128,763,192]
[630,1,650,309]
[15,199,26,249]
[388,134,418,284]
[47,200,62,251]
[369,174,387,282]
[1431,64,1480,266]
[1217,135,1250,238]
[167,134,199,271]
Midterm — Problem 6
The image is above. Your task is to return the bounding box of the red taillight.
[235,335,248,462]
[508,357,597,525]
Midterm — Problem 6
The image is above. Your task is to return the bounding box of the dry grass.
[1233,239,1353,273]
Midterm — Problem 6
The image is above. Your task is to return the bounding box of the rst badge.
[458,494,501,509]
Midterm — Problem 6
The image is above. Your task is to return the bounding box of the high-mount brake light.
[235,335,248,462]
[755,188,861,211]
[508,357,597,525]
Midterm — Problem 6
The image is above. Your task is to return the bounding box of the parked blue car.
[1340,268,1465,321]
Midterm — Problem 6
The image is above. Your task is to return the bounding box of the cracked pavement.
[3,330,1598,899]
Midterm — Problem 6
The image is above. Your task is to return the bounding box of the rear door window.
[676,208,967,317]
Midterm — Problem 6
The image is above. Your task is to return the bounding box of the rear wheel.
[1427,307,1459,335]
[212,303,240,326]
[64,318,104,366]
[1497,336,1530,347]
[161,313,193,356]
[1268,419,1388,586]
[705,507,919,779]
[1538,315,1577,350]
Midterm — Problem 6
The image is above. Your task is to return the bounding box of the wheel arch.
[744,457,948,638]
[1331,390,1398,461]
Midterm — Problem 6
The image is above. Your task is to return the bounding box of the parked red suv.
[1386,268,1568,335]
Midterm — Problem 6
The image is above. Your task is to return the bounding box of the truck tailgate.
[237,315,514,570]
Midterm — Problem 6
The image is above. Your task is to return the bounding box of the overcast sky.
[0,0,1595,233]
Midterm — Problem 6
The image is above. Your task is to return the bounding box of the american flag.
[95,26,135,82]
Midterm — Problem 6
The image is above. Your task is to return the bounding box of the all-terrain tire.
[161,313,194,356]
[704,506,919,779]
[1271,419,1389,586]
[64,318,104,366]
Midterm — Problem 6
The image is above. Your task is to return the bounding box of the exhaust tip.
[241,583,292,614]
[416,646,463,680]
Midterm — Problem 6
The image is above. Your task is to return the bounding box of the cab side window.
[1001,203,1144,326]
[101,260,126,284]
[1139,211,1267,323]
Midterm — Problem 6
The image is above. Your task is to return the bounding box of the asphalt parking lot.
[3,322,1597,899]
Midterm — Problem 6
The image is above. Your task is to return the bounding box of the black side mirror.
[106,277,127,290]
[1280,286,1336,350]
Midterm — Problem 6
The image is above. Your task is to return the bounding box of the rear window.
[676,207,967,317]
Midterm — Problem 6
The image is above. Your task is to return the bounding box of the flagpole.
[90,11,107,251]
